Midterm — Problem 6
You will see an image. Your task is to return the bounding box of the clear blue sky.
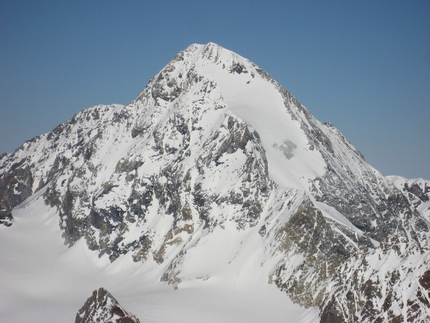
[1,0,429,179]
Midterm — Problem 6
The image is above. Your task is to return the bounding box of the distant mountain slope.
[1,43,429,322]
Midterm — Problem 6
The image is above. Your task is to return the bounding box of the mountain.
[0,42,429,323]
[76,288,140,323]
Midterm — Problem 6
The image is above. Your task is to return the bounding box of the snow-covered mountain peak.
[1,43,429,323]
[182,42,249,66]
[133,42,333,190]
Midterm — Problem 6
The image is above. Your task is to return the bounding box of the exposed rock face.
[1,43,429,322]
[389,176,430,221]
[75,287,140,323]
[0,155,34,226]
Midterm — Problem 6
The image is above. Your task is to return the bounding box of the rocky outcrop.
[75,287,140,323]
[271,197,373,308]
[388,176,430,221]
[0,155,34,226]
[319,234,430,323]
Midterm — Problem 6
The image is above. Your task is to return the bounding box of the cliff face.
[1,43,429,322]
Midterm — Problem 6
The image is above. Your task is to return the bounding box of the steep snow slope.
[187,43,326,190]
[0,42,429,322]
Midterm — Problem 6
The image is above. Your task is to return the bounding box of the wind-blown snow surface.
[0,193,318,322]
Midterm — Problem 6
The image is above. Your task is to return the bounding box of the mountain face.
[1,42,429,322]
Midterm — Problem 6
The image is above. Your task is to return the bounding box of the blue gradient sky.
[1,1,429,179]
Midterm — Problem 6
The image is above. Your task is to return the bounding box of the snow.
[313,199,364,234]
[188,43,326,190]
[2,42,428,323]
[0,193,319,323]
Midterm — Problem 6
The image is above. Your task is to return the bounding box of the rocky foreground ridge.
[1,43,429,322]
[76,287,140,323]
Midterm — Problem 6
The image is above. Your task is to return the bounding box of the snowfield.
[0,193,319,322]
